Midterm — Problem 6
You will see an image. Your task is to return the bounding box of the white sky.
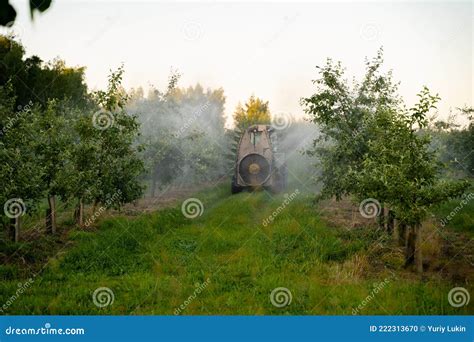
[2,0,473,126]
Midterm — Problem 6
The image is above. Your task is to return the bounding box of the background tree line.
[127,76,229,196]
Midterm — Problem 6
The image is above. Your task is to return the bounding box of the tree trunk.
[74,197,84,227]
[46,195,57,234]
[9,216,21,242]
[79,197,84,226]
[414,224,423,274]
[398,221,407,247]
[387,210,395,235]
[377,204,385,230]
[405,225,416,266]
[405,224,423,273]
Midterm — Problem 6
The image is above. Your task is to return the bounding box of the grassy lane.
[0,184,472,315]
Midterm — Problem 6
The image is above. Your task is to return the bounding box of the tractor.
[231,124,287,194]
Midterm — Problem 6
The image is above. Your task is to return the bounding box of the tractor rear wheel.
[231,175,243,194]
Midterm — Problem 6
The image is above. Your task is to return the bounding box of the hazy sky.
[2,0,472,126]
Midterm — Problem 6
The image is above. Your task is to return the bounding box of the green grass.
[431,189,474,236]
[0,184,472,315]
